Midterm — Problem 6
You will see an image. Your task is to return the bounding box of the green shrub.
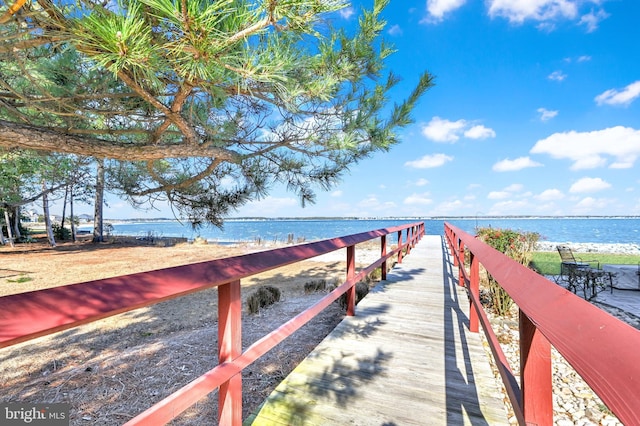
[247,285,282,314]
[52,223,71,240]
[304,279,328,294]
[476,227,539,316]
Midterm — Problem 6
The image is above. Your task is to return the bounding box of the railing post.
[397,230,403,264]
[218,279,242,425]
[520,311,553,426]
[458,240,465,287]
[451,234,459,267]
[381,235,387,281]
[346,245,356,316]
[469,253,479,333]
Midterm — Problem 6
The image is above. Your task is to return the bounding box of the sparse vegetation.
[247,286,282,314]
[304,279,330,294]
[52,223,71,241]
[339,282,370,309]
[475,227,540,316]
[7,275,33,284]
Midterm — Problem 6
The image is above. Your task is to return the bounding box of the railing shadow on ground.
[0,222,425,425]
[440,237,492,426]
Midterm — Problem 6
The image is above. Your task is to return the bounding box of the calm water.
[80,217,640,245]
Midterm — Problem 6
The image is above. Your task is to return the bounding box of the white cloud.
[426,0,467,21]
[339,7,355,19]
[595,81,640,107]
[610,161,634,169]
[404,192,433,205]
[357,195,397,213]
[330,190,343,197]
[535,189,565,201]
[388,24,403,36]
[405,153,454,168]
[572,196,610,213]
[569,177,611,193]
[537,107,558,121]
[488,183,524,199]
[422,117,495,142]
[579,9,609,32]
[487,0,579,23]
[415,178,430,187]
[358,195,380,209]
[504,183,524,192]
[536,21,557,32]
[488,191,510,200]
[431,199,465,215]
[422,117,467,142]
[487,1,608,33]
[488,200,529,214]
[464,125,496,139]
[530,126,640,170]
[242,196,297,215]
[548,70,567,81]
[492,156,544,172]
[566,55,591,63]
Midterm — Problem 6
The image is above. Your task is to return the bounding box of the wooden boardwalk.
[246,235,509,425]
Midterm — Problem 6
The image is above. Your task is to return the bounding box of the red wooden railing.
[0,222,424,425]
[444,222,640,426]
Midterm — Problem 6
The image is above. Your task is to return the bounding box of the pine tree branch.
[133,158,222,196]
[0,120,243,162]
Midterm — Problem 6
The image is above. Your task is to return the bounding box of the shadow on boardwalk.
[440,237,491,425]
[247,236,508,425]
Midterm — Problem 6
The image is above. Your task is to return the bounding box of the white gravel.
[536,241,640,255]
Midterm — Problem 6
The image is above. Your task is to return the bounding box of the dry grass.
[0,237,383,424]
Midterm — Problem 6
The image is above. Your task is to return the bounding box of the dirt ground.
[0,236,381,424]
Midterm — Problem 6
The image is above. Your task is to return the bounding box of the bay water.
[80,217,640,245]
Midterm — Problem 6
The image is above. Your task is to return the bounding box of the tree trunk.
[70,186,77,243]
[3,210,13,247]
[42,184,56,247]
[61,185,68,230]
[10,206,21,240]
[0,213,5,245]
[93,159,105,243]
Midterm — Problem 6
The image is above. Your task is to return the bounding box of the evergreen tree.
[0,0,433,225]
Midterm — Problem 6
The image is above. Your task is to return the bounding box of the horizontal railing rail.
[0,222,424,425]
[444,222,640,426]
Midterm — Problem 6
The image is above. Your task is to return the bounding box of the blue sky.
[69,0,640,219]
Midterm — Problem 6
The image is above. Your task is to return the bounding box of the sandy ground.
[0,237,385,424]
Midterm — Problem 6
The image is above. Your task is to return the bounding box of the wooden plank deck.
[246,235,510,425]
